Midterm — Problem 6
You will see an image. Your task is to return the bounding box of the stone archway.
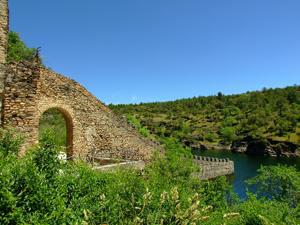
[0,0,159,162]
[38,107,74,158]
[1,61,159,160]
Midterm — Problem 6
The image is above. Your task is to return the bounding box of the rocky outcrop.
[231,137,300,157]
[190,142,231,151]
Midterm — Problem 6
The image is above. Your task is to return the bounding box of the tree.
[247,165,300,206]
[217,91,224,99]
[220,127,237,145]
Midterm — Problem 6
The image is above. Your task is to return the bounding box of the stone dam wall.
[91,155,235,178]
[193,155,235,180]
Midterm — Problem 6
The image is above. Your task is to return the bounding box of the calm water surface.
[194,150,300,198]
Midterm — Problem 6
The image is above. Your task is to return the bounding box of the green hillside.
[110,86,300,149]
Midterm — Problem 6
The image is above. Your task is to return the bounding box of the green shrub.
[39,108,67,148]
[0,128,22,157]
[220,126,237,145]
[247,165,300,206]
[204,132,218,142]
[126,114,152,138]
[1,129,300,224]
[7,32,38,63]
[31,131,62,177]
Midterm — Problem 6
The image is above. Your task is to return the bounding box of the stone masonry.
[0,0,8,124]
[193,156,234,180]
[0,0,159,161]
[0,0,235,177]
[0,0,8,67]
[2,61,160,160]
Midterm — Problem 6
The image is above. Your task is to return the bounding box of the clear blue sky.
[9,0,300,104]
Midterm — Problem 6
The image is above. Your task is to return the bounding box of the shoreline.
[191,138,300,158]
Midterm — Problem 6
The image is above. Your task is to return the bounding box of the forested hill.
[110,86,300,150]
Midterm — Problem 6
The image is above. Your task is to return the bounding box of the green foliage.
[224,194,299,225]
[39,108,67,148]
[247,165,300,206]
[0,128,22,157]
[0,130,300,224]
[204,132,218,142]
[126,114,152,139]
[0,130,205,224]
[7,32,38,63]
[146,138,197,189]
[220,126,237,145]
[200,176,236,209]
[110,86,300,148]
[32,131,62,177]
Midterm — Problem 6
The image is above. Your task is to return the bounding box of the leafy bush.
[126,114,153,139]
[39,108,67,148]
[32,131,62,177]
[7,32,38,63]
[0,128,22,157]
[220,126,237,145]
[204,132,218,142]
[247,165,300,206]
[1,129,300,224]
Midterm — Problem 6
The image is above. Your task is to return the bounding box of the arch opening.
[39,108,74,158]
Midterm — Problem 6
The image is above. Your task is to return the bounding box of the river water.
[193,150,300,198]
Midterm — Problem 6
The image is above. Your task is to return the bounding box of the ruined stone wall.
[193,156,234,180]
[2,62,159,161]
[0,0,8,67]
[2,62,40,153]
[0,0,158,161]
[0,0,9,123]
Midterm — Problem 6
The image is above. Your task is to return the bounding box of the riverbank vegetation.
[1,128,300,224]
[110,86,300,150]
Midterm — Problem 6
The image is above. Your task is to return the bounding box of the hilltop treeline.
[110,86,300,148]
